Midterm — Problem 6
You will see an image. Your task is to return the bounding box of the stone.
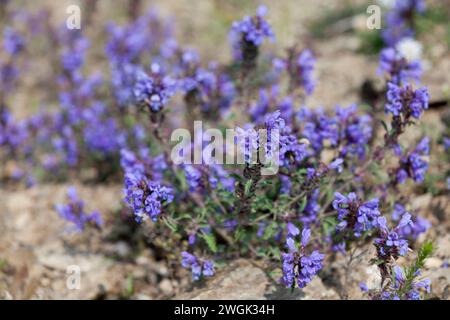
[175,259,339,300]
[159,279,174,295]
[424,268,450,300]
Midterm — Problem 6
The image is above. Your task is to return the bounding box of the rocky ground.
[1,0,449,299]
[1,184,448,299]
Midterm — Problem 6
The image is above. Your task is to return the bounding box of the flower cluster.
[281,228,325,288]
[123,171,174,222]
[294,49,316,96]
[133,64,176,113]
[335,104,372,160]
[374,214,412,261]
[181,251,215,281]
[230,5,274,66]
[3,26,25,56]
[180,60,236,117]
[378,47,422,85]
[395,137,429,184]
[298,107,337,154]
[1,26,24,95]
[385,82,429,119]
[333,192,381,237]
[231,5,274,48]
[55,187,102,232]
[377,265,430,300]
[391,203,430,240]
[382,0,426,46]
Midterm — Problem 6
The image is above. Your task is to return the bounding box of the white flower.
[377,0,396,8]
[396,38,423,62]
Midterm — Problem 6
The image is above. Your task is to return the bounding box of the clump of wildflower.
[82,103,125,155]
[299,188,320,226]
[382,0,426,46]
[301,158,343,192]
[391,203,431,240]
[333,192,380,237]
[51,125,78,167]
[120,148,167,182]
[230,5,274,68]
[279,133,308,167]
[180,61,236,117]
[378,47,422,85]
[55,187,102,232]
[181,251,215,281]
[0,107,29,153]
[376,265,430,300]
[110,63,141,108]
[281,228,325,288]
[183,163,235,193]
[133,63,176,113]
[385,82,428,119]
[295,49,316,96]
[236,110,286,165]
[105,22,147,64]
[297,107,337,155]
[3,26,25,56]
[248,87,278,122]
[375,214,412,261]
[335,104,372,160]
[395,137,429,184]
[123,171,174,222]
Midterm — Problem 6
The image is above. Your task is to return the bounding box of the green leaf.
[380,119,389,133]
[244,180,253,196]
[298,196,308,212]
[323,216,337,237]
[162,217,178,232]
[202,232,218,253]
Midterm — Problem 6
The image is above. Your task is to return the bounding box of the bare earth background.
[0,0,449,299]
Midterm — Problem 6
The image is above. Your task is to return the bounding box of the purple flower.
[230,5,274,64]
[374,214,412,259]
[3,26,25,56]
[105,22,147,64]
[231,5,274,47]
[0,107,29,152]
[134,64,176,113]
[359,282,368,292]
[55,187,102,232]
[333,192,380,237]
[286,222,300,237]
[382,0,426,46]
[279,133,307,167]
[329,158,344,173]
[296,49,316,96]
[181,251,215,281]
[281,228,324,288]
[385,82,429,119]
[300,188,320,226]
[280,175,292,194]
[183,165,203,192]
[82,103,124,155]
[249,88,277,122]
[396,137,429,184]
[123,171,174,222]
[335,104,372,160]
[378,48,422,85]
[183,163,235,193]
[391,204,430,239]
[180,63,235,116]
[378,264,430,300]
[111,63,141,107]
[298,107,338,154]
